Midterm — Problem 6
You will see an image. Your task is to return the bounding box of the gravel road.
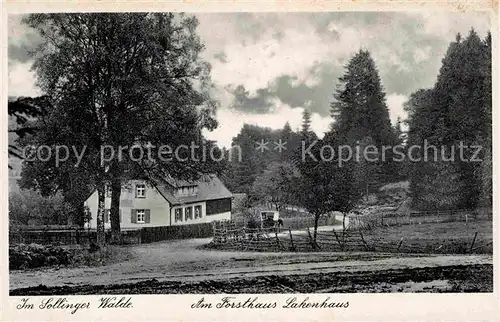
[10,237,492,291]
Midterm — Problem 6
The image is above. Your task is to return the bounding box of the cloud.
[8,15,42,65]
[227,84,275,114]
[272,62,342,117]
[413,46,432,64]
[224,61,343,117]
[213,51,228,63]
[386,93,408,125]
[8,12,491,148]
[198,12,490,103]
[414,11,490,40]
[8,62,41,97]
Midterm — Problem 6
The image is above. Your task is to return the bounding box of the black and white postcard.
[2,1,499,320]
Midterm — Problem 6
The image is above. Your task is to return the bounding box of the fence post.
[397,237,404,251]
[274,231,283,250]
[288,228,296,251]
[469,232,478,253]
[332,229,343,251]
[359,232,370,251]
[306,228,317,250]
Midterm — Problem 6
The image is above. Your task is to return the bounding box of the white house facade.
[85,175,232,229]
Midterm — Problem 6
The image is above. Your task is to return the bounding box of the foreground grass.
[70,245,134,268]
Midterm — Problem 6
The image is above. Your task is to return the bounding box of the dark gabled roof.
[154,174,232,206]
[163,175,198,188]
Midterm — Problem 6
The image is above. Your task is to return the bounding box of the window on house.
[175,208,183,222]
[206,198,232,216]
[136,184,146,198]
[185,206,193,221]
[105,185,112,198]
[136,209,146,223]
[194,205,202,219]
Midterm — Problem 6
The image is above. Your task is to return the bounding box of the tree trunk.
[73,201,85,227]
[313,213,319,242]
[110,176,122,244]
[96,184,106,246]
[342,212,347,244]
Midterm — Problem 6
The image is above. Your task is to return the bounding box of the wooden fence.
[9,228,143,245]
[210,221,491,254]
[210,220,369,252]
[347,208,489,230]
[9,222,213,246]
[9,226,100,245]
[231,215,334,231]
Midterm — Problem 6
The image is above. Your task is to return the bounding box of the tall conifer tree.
[407,30,491,210]
[331,50,398,190]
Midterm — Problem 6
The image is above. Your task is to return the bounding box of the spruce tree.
[301,108,313,138]
[480,31,492,207]
[280,121,300,161]
[333,50,395,146]
[407,30,491,210]
[331,50,398,188]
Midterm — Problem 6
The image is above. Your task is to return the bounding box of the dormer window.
[136,184,146,198]
[175,186,198,197]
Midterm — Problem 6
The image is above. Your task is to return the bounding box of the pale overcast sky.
[8,12,490,147]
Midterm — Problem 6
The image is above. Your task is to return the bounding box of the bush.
[9,243,71,270]
[9,190,72,226]
[9,243,133,270]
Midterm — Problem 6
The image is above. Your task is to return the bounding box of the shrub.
[9,243,71,270]
[9,190,72,226]
[9,243,133,270]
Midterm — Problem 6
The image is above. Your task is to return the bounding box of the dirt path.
[12,264,493,295]
[9,238,493,290]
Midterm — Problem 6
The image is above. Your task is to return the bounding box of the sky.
[8,12,490,148]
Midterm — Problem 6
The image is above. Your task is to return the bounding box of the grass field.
[223,219,493,254]
[362,220,492,254]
